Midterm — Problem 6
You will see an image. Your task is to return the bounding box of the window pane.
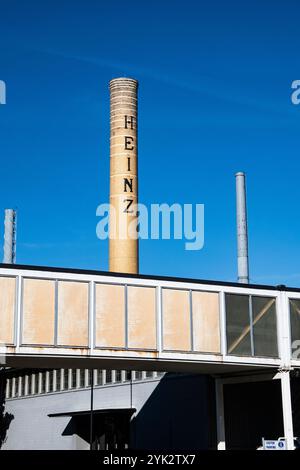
[106,370,112,383]
[49,371,54,392]
[41,372,46,394]
[27,375,32,395]
[134,371,142,381]
[125,371,132,381]
[32,374,36,394]
[63,370,69,389]
[290,299,300,358]
[115,370,122,382]
[71,370,77,389]
[80,370,85,388]
[87,370,92,386]
[252,296,278,357]
[13,378,18,398]
[21,376,26,396]
[226,294,251,356]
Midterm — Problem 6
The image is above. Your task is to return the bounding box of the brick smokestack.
[109,78,139,274]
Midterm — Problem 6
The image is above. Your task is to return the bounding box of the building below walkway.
[1,369,216,450]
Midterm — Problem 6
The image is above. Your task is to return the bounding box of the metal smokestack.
[3,209,17,264]
[235,172,249,283]
[109,78,139,274]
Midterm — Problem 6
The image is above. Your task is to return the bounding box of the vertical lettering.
[125,136,134,150]
[123,199,134,213]
[124,178,133,193]
[124,115,135,129]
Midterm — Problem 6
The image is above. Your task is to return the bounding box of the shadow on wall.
[0,368,14,449]
[60,373,217,450]
[130,373,216,450]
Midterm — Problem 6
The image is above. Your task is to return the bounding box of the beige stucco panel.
[128,286,156,349]
[192,291,221,353]
[23,279,55,345]
[0,277,16,344]
[95,283,125,348]
[163,289,191,351]
[57,281,89,347]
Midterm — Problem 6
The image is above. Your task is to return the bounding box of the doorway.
[223,380,284,449]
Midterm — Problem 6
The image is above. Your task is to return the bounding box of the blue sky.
[0,0,300,285]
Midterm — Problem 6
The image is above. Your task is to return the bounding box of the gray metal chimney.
[3,209,17,264]
[235,172,249,283]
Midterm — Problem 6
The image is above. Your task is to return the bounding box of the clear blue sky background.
[0,0,299,285]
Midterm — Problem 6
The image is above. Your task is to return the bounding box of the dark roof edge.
[0,263,297,292]
[48,408,136,417]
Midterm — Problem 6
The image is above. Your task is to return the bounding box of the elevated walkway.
[0,264,299,373]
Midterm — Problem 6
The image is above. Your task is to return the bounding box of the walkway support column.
[280,370,294,450]
[215,378,226,450]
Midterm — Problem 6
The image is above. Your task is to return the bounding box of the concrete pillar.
[109,78,139,274]
[103,369,107,385]
[18,376,22,397]
[12,377,16,398]
[45,371,50,393]
[24,375,29,395]
[85,369,89,387]
[32,373,36,394]
[53,369,57,392]
[59,369,64,391]
[280,370,294,450]
[76,369,80,389]
[5,378,9,399]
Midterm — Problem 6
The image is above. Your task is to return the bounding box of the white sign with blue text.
[262,439,287,450]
